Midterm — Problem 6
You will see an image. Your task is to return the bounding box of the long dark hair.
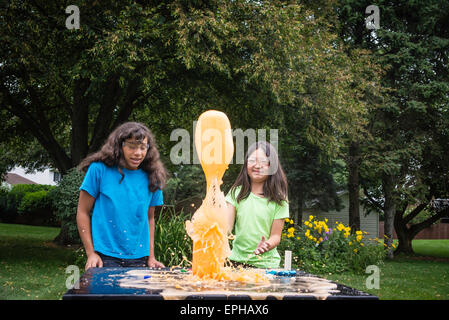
[230,141,288,205]
[78,122,167,191]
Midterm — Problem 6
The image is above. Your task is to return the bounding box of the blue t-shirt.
[79,161,163,259]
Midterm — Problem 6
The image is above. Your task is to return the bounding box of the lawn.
[0,223,81,300]
[322,255,449,300]
[413,239,449,258]
[0,223,448,300]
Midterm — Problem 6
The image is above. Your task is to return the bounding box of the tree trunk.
[295,193,304,227]
[53,222,75,246]
[394,205,449,256]
[394,212,414,255]
[71,78,90,167]
[382,173,396,259]
[348,140,361,232]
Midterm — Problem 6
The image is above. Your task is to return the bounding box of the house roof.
[4,173,37,185]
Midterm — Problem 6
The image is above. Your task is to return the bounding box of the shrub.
[51,168,85,244]
[6,184,54,214]
[153,206,193,267]
[0,184,56,224]
[278,215,385,274]
[0,186,11,222]
[17,188,57,226]
[164,165,205,205]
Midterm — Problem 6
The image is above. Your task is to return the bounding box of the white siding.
[304,193,379,240]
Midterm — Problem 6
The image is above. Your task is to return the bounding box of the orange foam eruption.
[185,110,234,279]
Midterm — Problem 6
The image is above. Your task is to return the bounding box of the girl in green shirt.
[225,141,289,268]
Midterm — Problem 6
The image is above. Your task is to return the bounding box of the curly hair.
[78,122,167,191]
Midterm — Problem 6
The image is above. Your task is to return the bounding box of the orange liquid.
[185,110,234,279]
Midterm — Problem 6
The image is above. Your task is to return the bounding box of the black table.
[62,267,378,300]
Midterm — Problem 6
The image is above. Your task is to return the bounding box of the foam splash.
[185,177,231,280]
[117,269,338,300]
[185,110,235,280]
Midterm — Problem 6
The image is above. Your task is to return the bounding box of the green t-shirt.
[225,186,289,268]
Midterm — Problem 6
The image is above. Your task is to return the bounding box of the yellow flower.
[290,220,294,224]
[356,231,363,235]
[349,241,352,246]
[296,236,301,240]
[285,218,290,223]
[309,215,314,221]
[353,249,358,253]
[288,227,295,234]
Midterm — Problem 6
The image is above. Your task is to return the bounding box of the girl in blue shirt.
[77,122,167,270]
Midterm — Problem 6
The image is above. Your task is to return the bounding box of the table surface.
[63,267,378,300]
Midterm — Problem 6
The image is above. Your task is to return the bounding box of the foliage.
[17,190,50,214]
[51,168,85,244]
[153,206,192,267]
[279,215,385,274]
[163,165,205,205]
[16,189,57,226]
[336,0,449,255]
[0,186,11,222]
[0,0,366,173]
[6,184,53,213]
[0,184,55,224]
[0,1,387,242]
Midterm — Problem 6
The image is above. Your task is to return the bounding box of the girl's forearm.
[77,211,95,256]
[267,219,284,250]
[266,235,281,249]
[149,216,155,259]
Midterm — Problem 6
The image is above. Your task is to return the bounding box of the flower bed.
[279,215,385,274]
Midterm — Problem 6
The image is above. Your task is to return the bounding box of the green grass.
[1,223,448,300]
[0,223,80,300]
[321,239,449,300]
[413,239,449,258]
[322,255,449,300]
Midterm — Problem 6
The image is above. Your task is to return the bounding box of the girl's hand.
[147,256,165,268]
[254,236,272,255]
[85,252,103,271]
